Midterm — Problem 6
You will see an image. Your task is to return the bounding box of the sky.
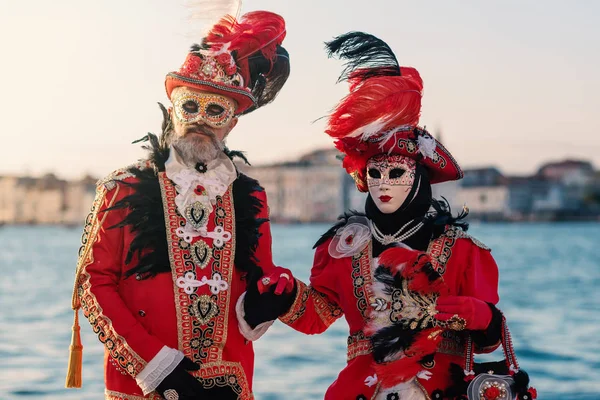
[1,0,599,179]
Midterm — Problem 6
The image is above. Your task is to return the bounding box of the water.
[0,223,599,399]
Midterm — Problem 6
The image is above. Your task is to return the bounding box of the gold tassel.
[65,309,83,388]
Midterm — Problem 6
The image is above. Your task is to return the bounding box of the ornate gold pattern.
[159,172,236,365]
[454,229,491,250]
[76,185,147,378]
[190,295,219,325]
[351,244,374,318]
[310,288,343,327]
[347,331,372,362]
[104,389,162,400]
[426,226,457,275]
[194,361,253,400]
[279,279,309,325]
[190,240,212,269]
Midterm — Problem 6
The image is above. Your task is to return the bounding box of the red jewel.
[345,235,354,245]
[528,388,538,399]
[194,185,205,195]
[464,375,475,382]
[483,387,501,400]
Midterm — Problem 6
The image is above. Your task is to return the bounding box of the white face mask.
[366,154,417,214]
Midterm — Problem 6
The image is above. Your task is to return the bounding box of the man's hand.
[156,357,204,399]
[434,295,493,331]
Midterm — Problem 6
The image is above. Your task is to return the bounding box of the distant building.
[246,149,365,222]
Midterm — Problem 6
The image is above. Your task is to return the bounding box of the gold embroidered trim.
[347,331,372,362]
[279,279,309,325]
[426,226,457,275]
[351,243,374,319]
[97,161,151,191]
[104,389,162,400]
[453,229,491,251]
[77,185,147,377]
[159,172,237,365]
[311,288,343,327]
[193,361,253,400]
[437,330,466,356]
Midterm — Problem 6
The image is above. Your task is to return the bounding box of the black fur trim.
[231,173,268,284]
[471,303,503,350]
[106,167,170,279]
[313,210,366,249]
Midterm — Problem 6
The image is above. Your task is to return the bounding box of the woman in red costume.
[245,32,530,400]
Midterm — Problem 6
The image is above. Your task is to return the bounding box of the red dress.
[74,169,276,399]
[280,227,499,399]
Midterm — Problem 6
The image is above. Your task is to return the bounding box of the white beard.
[171,135,224,166]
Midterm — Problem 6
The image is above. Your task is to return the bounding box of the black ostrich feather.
[231,173,269,284]
[325,31,401,83]
[106,167,169,279]
[426,197,469,237]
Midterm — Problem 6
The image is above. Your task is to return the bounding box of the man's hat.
[324,32,462,192]
[165,11,290,115]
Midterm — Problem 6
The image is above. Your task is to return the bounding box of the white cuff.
[135,346,184,395]
[236,291,274,341]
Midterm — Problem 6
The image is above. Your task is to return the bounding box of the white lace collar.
[165,146,237,232]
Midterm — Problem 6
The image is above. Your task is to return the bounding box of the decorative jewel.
[190,295,219,325]
[185,201,208,230]
[190,240,212,269]
[195,162,208,174]
[262,277,271,285]
[386,393,399,400]
[445,314,467,331]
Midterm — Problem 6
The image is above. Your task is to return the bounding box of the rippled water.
[0,223,599,399]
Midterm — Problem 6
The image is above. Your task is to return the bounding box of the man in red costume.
[65,10,294,400]
[245,32,515,399]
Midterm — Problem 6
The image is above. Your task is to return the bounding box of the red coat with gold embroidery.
[74,170,275,400]
[280,227,499,399]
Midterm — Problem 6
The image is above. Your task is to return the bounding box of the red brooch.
[483,386,501,400]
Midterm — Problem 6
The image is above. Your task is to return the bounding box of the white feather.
[185,0,242,39]
[417,134,436,159]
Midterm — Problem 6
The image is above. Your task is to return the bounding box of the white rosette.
[328,216,372,259]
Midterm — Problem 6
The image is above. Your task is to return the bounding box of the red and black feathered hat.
[165,10,290,115]
[324,32,462,191]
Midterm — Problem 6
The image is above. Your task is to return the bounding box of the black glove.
[156,357,203,399]
[244,278,297,329]
[156,357,239,400]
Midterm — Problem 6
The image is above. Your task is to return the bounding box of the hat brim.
[165,73,256,115]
